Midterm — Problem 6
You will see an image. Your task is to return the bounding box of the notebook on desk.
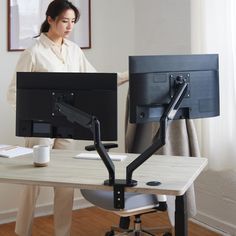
[74,152,127,161]
[0,145,33,158]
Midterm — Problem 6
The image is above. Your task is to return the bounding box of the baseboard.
[0,197,92,225]
[193,211,236,236]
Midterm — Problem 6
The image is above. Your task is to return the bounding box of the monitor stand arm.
[55,102,115,185]
[56,81,188,209]
[126,81,188,185]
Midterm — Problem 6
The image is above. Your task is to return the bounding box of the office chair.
[81,189,172,236]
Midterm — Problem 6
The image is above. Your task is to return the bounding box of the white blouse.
[7,33,96,109]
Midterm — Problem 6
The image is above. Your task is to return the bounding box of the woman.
[7,1,127,236]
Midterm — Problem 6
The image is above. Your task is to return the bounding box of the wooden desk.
[0,150,207,236]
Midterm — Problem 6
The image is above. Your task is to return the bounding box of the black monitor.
[16,72,117,141]
[129,54,219,123]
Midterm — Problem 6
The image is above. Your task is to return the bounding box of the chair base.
[105,217,172,236]
[107,227,172,236]
[106,228,172,236]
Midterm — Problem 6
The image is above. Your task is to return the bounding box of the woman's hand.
[117,71,129,86]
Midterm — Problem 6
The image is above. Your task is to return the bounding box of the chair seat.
[80,189,158,212]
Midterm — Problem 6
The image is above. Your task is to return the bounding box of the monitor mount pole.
[126,80,188,185]
[56,80,188,209]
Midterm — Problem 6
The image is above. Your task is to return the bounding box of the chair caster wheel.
[105,230,115,236]
[163,233,172,236]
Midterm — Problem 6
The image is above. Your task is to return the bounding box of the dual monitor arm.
[56,79,188,209]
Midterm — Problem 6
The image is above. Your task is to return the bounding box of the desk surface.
[0,150,207,196]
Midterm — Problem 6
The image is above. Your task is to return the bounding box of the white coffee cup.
[33,145,50,167]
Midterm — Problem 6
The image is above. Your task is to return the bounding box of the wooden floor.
[0,207,221,236]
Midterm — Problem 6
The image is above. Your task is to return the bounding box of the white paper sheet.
[74,152,127,161]
[0,145,33,158]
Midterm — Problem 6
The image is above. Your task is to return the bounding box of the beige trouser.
[15,138,75,236]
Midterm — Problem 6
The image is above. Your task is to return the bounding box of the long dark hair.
[40,0,80,34]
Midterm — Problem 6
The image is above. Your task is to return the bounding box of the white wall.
[0,0,191,223]
[134,0,191,55]
[195,170,236,235]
